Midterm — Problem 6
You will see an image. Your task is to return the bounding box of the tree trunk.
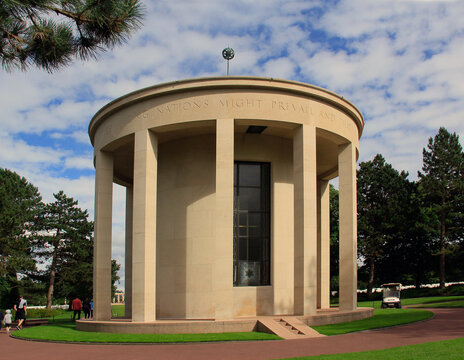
[46,246,58,309]
[439,217,446,289]
[367,257,375,298]
[414,272,420,289]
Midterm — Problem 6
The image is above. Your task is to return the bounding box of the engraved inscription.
[136,100,209,119]
[271,100,310,114]
[136,97,313,119]
[156,100,209,114]
[320,111,334,121]
[219,98,263,109]
[319,109,351,129]
[320,110,336,123]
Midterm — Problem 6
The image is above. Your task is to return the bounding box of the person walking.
[71,297,82,321]
[82,298,91,319]
[3,310,12,333]
[13,295,27,329]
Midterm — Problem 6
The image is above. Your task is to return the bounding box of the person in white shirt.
[13,295,27,329]
[4,309,13,333]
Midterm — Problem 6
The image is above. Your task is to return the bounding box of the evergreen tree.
[33,191,93,308]
[357,154,412,296]
[1,0,143,72]
[111,259,120,300]
[418,127,464,288]
[53,215,94,301]
[375,180,435,287]
[0,168,42,308]
[329,184,339,291]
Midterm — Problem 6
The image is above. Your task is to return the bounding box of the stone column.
[317,180,331,309]
[293,124,318,315]
[93,150,113,321]
[132,130,158,322]
[338,143,357,311]
[125,186,133,319]
[214,118,234,319]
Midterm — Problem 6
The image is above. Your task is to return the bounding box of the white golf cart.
[380,283,402,308]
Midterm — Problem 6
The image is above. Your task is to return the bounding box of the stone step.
[257,316,326,340]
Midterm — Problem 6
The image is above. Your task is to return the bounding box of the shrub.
[357,283,464,302]
[4,308,68,319]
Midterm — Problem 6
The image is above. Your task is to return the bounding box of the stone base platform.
[76,308,373,339]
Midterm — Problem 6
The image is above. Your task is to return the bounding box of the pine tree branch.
[0,20,27,46]
[3,29,26,46]
[43,3,135,25]
[25,7,39,27]
[45,5,92,23]
[1,1,143,71]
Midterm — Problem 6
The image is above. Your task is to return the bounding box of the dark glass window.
[233,162,270,286]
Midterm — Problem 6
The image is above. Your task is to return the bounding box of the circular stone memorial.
[84,77,369,333]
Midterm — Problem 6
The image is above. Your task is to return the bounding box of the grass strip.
[312,309,433,336]
[357,295,464,309]
[111,304,125,317]
[410,300,464,308]
[13,322,281,343]
[281,337,464,359]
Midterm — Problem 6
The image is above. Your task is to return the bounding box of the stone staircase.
[258,316,326,340]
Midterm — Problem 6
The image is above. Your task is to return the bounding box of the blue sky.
[1,0,463,290]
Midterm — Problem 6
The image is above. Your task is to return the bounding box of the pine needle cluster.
[0,0,144,72]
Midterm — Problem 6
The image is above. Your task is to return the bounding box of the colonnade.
[92,122,357,321]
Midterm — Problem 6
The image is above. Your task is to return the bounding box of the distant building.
[113,291,125,304]
[90,77,364,322]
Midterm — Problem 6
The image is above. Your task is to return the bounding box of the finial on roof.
[222,47,234,76]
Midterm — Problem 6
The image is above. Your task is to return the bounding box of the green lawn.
[312,309,433,336]
[15,308,432,342]
[12,297,460,343]
[410,299,464,308]
[281,337,464,359]
[357,295,464,309]
[16,305,280,343]
[17,304,281,343]
[111,304,125,317]
[13,322,281,343]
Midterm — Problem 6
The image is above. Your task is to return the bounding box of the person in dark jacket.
[82,298,91,319]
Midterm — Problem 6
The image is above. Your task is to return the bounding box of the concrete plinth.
[76,307,373,338]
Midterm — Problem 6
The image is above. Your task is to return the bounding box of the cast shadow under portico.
[117,121,347,320]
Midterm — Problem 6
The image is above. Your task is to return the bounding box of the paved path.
[2,308,464,360]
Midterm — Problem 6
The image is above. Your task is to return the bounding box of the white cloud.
[50,131,92,145]
[263,58,296,78]
[72,131,92,144]
[0,135,67,164]
[64,156,94,170]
